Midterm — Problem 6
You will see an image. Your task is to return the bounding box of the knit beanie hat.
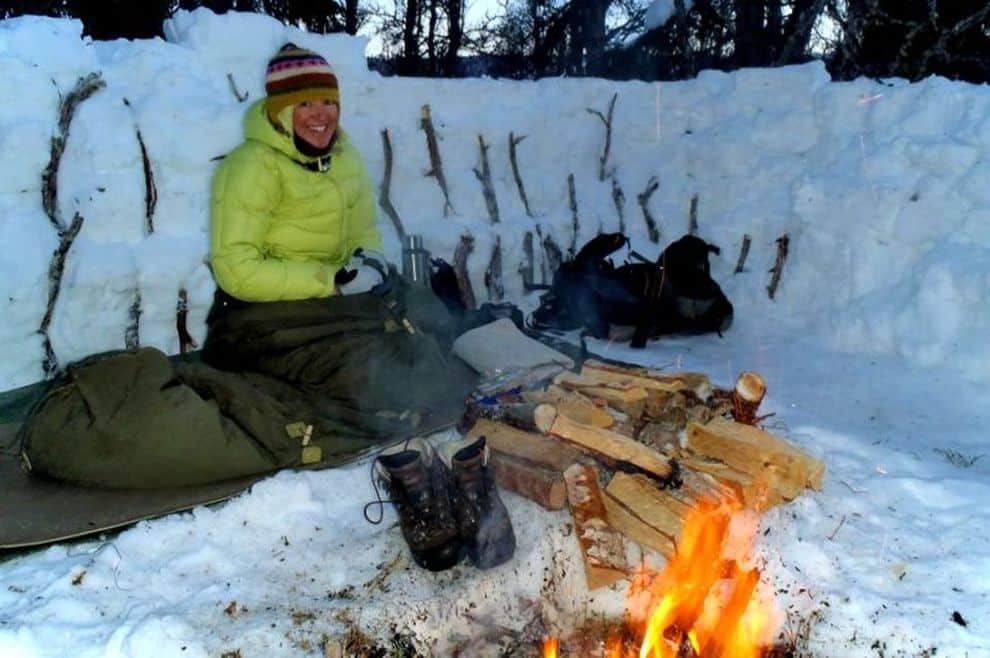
[265,43,340,127]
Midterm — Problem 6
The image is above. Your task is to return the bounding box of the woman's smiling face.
[293,99,338,149]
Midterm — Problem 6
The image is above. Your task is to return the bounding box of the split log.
[547,410,675,481]
[419,104,454,216]
[522,385,615,429]
[678,455,778,510]
[563,463,628,590]
[731,371,766,425]
[686,417,825,500]
[466,418,582,472]
[491,453,567,510]
[581,360,712,400]
[603,472,683,557]
[553,371,649,419]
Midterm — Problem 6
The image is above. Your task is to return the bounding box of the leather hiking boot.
[442,436,516,569]
[375,439,461,571]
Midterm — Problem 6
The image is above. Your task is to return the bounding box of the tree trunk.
[444,0,463,76]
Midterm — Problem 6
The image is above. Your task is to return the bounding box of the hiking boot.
[442,436,516,569]
[375,439,462,571]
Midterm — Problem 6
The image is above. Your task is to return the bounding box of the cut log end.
[732,371,766,425]
[534,403,558,433]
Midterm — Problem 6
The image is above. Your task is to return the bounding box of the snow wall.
[2,9,989,391]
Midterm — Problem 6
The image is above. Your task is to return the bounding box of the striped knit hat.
[265,43,340,127]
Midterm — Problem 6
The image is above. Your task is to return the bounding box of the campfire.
[463,359,823,657]
[542,496,779,657]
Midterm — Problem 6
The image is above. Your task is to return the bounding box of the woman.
[203,43,475,442]
[210,43,383,302]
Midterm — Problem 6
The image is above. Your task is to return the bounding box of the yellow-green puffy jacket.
[210,100,382,302]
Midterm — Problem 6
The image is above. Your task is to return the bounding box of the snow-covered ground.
[1,8,988,657]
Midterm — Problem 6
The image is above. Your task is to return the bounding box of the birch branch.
[587,92,618,181]
[485,236,504,302]
[637,176,660,243]
[688,193,699,235]
[378,129,406,239]
[611,178,626,235]
[567,173,580,257]
[177,288,198,354]
[767,233,790,300]
[734,234,752,274]
[508,131,534,217]
[472,134,500,224]
[420,104,454,216]
[125,291,141,349]
[453,233,477,310]
[123,97,157,235]
[226,73,249,102]
[40,214,84,376]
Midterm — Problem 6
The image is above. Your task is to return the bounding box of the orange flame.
[542,637,559,658]
[545,497,779,658]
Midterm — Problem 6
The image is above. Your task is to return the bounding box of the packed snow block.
[811,79,876,138]
[750,110,818,155]
[0,57,63,122]
[56,96,146,244]
[899,77,973,139]
[48,239,139,367]
[0,15,97,80]
[0,121,50,194]
[894,177,969,245]
[958,166,990,207]
[729,61,829,113]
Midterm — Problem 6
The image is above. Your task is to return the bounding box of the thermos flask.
[401,234,431,285]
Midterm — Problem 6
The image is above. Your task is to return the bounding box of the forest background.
[2,0,989,84]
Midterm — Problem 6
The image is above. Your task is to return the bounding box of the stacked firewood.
[465,360,825,590]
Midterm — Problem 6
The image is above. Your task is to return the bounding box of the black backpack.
[530,233,733,348]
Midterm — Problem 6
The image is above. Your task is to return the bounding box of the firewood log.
[491,452,567,510]
[522,385,615,429]
[466,418,581,472]
[678,455,783,510]
[686,417,825,498]
[553,371,648,418]
[563,463,628,590]
[582,359,713,400]
[547,411,675,481]
[603,472,686,557]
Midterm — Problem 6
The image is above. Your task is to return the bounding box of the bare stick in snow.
[535,225,548,285]
[611,178,626,235]
[587,92,618,181]
[767,233,790,300]
[520,230,536,290]
[688,194,699,235]
[485,236,504,301]
[420,104,454,216]
[378,129,406,240]
[472,135,500,224]
[39,73,104,376]
[734,234,752,274]
[40,214,84,376]
[123,98,157,235]
[567,173,579,257]
[637,176,661,244]
[453,233,477,310]
[542,231,564,278]
[125,290,141,349]
[226,73,249,103]
[177,288,198,354]
[41,72,105,231]
[508,132,533,217]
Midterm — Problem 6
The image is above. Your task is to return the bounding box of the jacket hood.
[243,99,348,163]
